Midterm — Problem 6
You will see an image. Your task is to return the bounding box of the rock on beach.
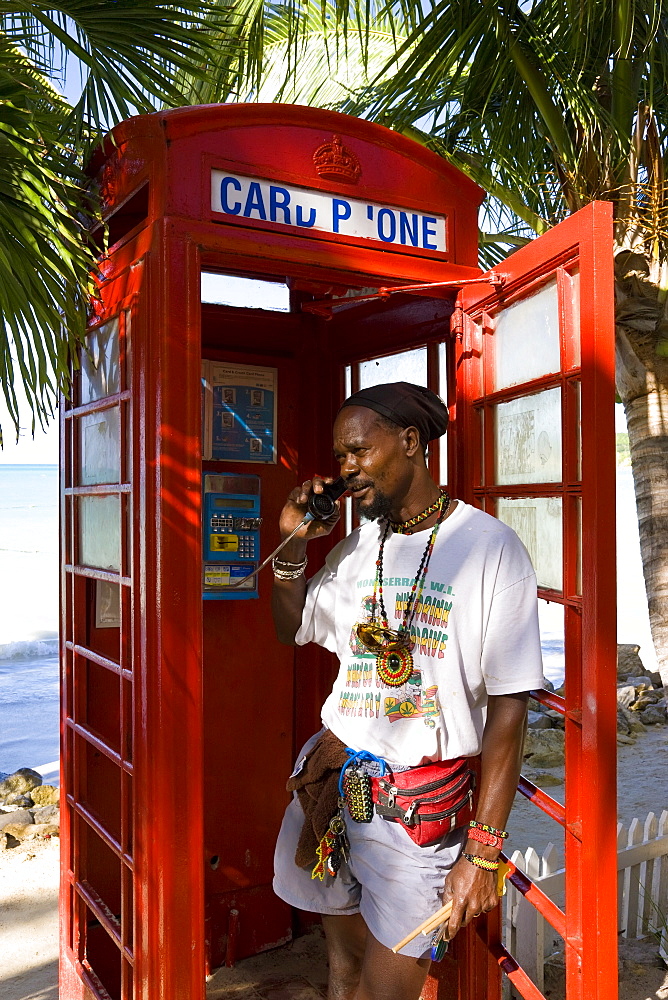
[0,770,60,845]
[521,645,667,769]
[0,809,34,832]
[33,804,59,825]
[523,729,565,768]
[616,643,646,678]
[0,768,42,799]
[29,785,59,807]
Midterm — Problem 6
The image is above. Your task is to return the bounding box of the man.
[272,382,544,1000]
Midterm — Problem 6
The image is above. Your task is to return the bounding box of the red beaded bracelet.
[467,826,505,850]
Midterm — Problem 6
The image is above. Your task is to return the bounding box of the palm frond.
[1,3,233,144]
[0,1,247,442]
[251,5,411,106]
[0,31,92,441]
[179,0,408,106]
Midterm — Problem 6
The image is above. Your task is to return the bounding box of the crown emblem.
[313,134,361,184]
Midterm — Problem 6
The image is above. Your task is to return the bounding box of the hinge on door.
[451,304,464,340]
[488,270,505,292]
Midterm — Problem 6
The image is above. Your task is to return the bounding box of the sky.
[0,382,59,465]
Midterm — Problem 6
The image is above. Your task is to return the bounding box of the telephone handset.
[208,475,347,594]
[305,477,347,522]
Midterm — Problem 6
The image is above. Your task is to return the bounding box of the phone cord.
[225,515,310,589]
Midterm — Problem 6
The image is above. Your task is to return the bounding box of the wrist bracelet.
[462,852,499,872]
[272,556,307,580]
[469,820,508,839]
[273,556,308,568]
[467,826,505,850]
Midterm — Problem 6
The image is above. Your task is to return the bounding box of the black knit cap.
[339,382,449,444]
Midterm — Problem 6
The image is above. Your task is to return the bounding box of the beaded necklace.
[356,493,450,687]
[389,489,449,534]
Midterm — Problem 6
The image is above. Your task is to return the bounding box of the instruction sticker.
[203,362,277,464]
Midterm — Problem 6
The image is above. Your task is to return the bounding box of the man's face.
[332,406,413,520]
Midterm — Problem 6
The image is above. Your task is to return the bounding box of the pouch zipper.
[379,768,471,809]
[402,787,474,826]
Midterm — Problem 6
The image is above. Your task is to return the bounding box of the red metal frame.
[59,104,615,1000]
[454,201,618,1000]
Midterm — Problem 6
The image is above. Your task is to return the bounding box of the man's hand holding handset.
[278,477,344,545]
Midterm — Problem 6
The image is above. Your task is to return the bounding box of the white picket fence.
[503,809,668,997]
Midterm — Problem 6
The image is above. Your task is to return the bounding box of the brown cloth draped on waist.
[286,729,349,869]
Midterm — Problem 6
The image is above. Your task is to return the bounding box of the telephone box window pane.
[576,496,582,596]
[78,407,121,485]
[201,272,290,311]
[438,341,449,482]
[570,269,581,367]
[359,347,427,389]
[80,319,120,402]
[496,497,563,591]
[494,387,562,484]
[494,278,560,390]
[123,308,132,391]
[575,380,582,481]
[538,599,565,690]
[78,496,121,571]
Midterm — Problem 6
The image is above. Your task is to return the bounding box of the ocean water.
[0,464,59,778]
[0,463,658,782]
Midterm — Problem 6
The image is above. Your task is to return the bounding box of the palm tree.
[0,1,230,445]
[183,0,668,682]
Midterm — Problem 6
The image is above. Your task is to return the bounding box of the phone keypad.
[237,535,256,559]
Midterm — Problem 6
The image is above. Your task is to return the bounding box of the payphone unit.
[202,473,262,599]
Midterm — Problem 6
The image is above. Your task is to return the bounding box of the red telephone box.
[59,104,617,1000]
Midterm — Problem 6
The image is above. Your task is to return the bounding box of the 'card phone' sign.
[211,171,447,254]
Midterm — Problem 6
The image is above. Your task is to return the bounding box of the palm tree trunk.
[615,271,668,686]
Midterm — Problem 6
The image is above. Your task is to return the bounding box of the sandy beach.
[0,837,59,1000]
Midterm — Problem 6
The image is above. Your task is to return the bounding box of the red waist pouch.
[370,758,475,847]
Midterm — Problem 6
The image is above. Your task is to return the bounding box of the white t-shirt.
[296,501,544,766]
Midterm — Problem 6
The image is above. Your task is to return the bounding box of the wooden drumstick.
[392,900,454,954]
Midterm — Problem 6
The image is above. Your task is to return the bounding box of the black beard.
[355,488,393,521]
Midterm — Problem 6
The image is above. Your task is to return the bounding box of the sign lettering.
[211,171,446,253]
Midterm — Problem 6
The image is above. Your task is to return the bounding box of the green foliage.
[617,432,631,466]
[180,0,414,109]
[182,0,668,270]
[0,2,230,444]
[0,32,88,439]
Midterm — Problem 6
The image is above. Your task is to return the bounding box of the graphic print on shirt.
[337,582,455,726]
[383,670,439,726]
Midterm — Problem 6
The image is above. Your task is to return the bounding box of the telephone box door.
[452,200,617,1000]
[60,268,142,1000]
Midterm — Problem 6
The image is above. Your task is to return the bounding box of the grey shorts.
[273,737,466,959]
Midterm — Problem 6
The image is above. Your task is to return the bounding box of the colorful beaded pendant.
[354,493,450,688]
[376,646,414,687]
